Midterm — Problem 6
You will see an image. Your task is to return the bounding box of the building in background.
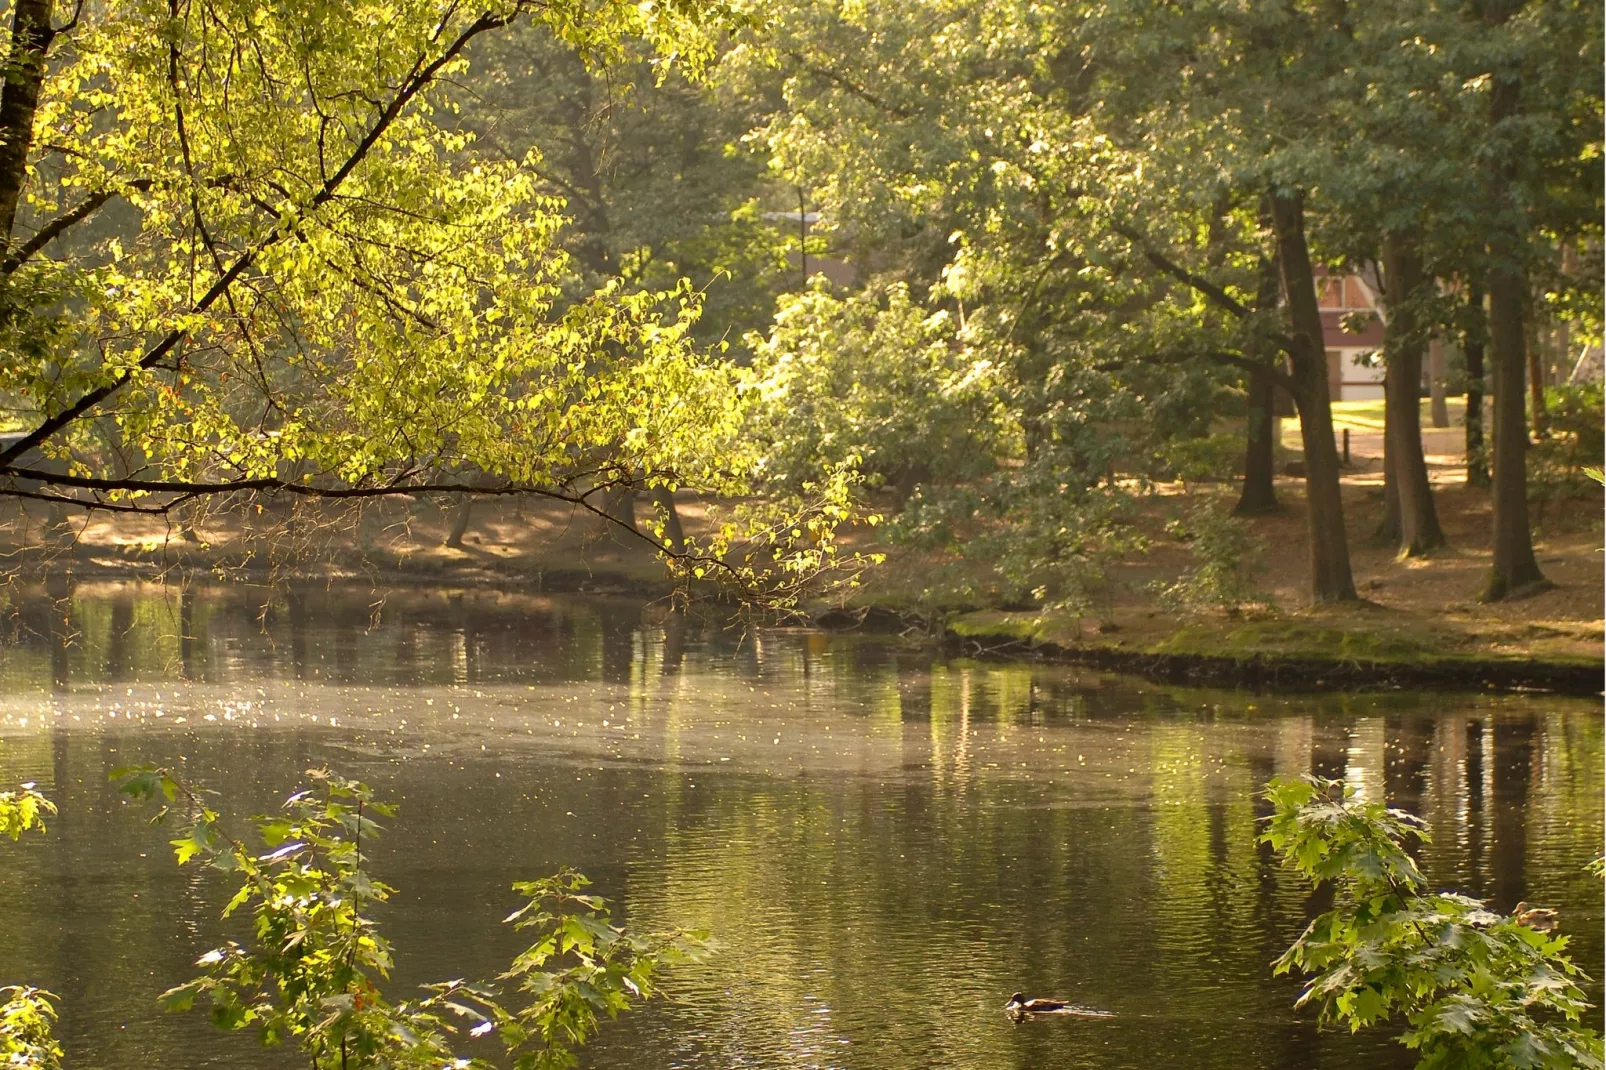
[1316,273,1385,401]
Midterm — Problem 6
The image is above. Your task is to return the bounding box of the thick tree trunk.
[1270,191,1358,604]
[1234,253,1282,516]
[1381,235,1446,556]
[1481,61,1545,600]
[1484,261,1545,599]
[1428,339,1450,427]
[1384,352,1445,554]
[1234,366,1281,515]
[0,0,53,243]
[1463,281,1489,486]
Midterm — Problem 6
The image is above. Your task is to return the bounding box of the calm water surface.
[0,582,1601,1070]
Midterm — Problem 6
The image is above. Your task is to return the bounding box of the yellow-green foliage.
[0,783,54,841]
[0,0,866,606]
[0,986,60,1070]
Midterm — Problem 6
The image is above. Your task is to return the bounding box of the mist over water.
[1,582,1600,1069]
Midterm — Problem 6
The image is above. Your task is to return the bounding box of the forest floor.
[2,430,1599,691]
[843,414,1603,691]
[878,478,1603,692]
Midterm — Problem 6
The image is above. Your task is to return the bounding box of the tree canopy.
[0,0,1598,607]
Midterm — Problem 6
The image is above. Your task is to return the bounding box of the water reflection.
[0,581,1600,1070]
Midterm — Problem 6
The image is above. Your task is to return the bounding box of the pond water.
[0,581,1600,1070]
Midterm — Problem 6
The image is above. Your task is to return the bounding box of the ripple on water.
[0,584,1598,1070]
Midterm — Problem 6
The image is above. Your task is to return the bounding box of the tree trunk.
[0,0,54,244]
[1463,281,1489,486]
[1428,338,1450,427]
[443,498,472,549]
[1484,260,1545,599]
[1525,318,1546,439]
[1381,234,1446,556]
[651,486,685,552]
[1234,253,1282,517]
[1481,61,1545,600]
[1375,383,1400,544]
[1554,320,1571,385]
[1234,366,1281,515]
[1270,191,1358,604]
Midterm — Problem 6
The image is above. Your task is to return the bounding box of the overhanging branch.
[1111,222,1256,321]
[1097,347,1294,392]
[0,8,513,469]
[2,180,152,275]
[0,465,769,597]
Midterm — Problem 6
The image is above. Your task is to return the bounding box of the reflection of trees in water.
[1527,711,1606,940]
[1146,724,1266,1017]
[1488,718,1536,909]
[0,584,1600,1068]
[0,583,667,690]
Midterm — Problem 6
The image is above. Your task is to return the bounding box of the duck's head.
[1006,992,1026,1007]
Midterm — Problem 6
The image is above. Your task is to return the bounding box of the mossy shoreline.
[935,610,1603,695]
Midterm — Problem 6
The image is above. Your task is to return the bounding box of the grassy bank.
[828,475,1603,695]
[942,606,1601,694]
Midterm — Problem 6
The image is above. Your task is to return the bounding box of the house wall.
[1328,348,1386,401]
[1317,272,1385,401]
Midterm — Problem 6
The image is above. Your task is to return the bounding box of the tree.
[455,18,792,352]
[726,0,1367,601]
[1070,0,1366,601]
[1449,0,1600,598]
[1379,234,1447,555]
[0,0,857,604]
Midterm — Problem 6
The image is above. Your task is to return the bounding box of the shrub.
[0,782,59,1070]
[103,766,708,1070]
[1149,500,1273,615]
[1156,432,1244,485]
[1532,382,1606,500]
[743,282,1006,497]
[0,986,60,1070]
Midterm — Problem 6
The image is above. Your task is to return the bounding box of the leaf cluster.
[1262,776,1604,1070]
[114,765,708,1070]
[496,870,710,1070]
[0,782,56,841]
[0,986,61,1070]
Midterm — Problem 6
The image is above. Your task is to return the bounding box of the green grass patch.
[947,607,1600,673]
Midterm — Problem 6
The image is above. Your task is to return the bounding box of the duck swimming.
[1005,992,1068,1014]
[1004,992,1115,1020]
